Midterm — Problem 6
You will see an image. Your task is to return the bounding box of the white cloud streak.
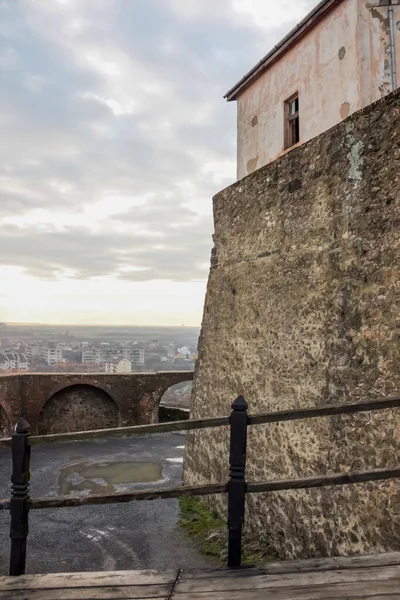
[0,0,316,324]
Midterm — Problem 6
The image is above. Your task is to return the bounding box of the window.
[284,93,299,149]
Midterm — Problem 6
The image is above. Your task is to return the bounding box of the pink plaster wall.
[236,0,400,180]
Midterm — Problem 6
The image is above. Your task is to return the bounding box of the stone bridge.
[0,372,193,436]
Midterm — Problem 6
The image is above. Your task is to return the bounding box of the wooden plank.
[0,415,229,449]
[181,551,400,578]
[246,467,400,495]
[17,482,226,511]
[0,584,171,599]
[29,416,229,446]
[0,570,178,590]
[247,395,400,427]
[174,579,400,600]
[2,466,398,514]
[175,565,400,592]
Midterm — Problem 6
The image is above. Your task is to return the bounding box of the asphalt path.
[0,433,213,575]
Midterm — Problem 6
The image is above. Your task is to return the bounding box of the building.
[83,345,145,365]
[41,346,63,366]
[0,352,29,371]
[105,359,132,374]
[0,353,10,371]
[82,346,97,363]
[25,344,40,361]
[178,346,191,359]
[122,347,145,365]
[225,0,400,179]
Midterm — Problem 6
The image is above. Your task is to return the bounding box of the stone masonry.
[0,371,193,435]
[184,90,400,558]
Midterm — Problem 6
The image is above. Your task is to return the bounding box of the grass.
[178,497,272,566]
[178,496,226,561]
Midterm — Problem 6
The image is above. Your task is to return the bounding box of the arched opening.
[37,384,119,434]
[158,381,192,422]
[0,405,9,436]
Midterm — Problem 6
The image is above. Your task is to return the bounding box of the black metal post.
[9,417,31,576]
[227,395,248,568]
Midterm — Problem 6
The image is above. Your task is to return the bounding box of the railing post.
[9,417,31,576]
[227,395,248,568]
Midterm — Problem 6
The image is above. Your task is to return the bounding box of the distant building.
[122,347,145,365]
[82,346,97,363]
[225,0,400,179]
[178,346,191,359]
[25,344,40,360]
[105,358,132,373]
[0,352,29,371]
[41,346,63,366]
[0,352,9,371]
[83,345,144,365]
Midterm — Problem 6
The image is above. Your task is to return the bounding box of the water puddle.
[59,460,163,496]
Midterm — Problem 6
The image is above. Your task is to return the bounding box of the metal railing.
[0,394,399,574]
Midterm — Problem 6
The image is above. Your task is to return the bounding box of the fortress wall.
[184,90,400,558]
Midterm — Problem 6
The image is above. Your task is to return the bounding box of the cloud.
[0,0,316,323]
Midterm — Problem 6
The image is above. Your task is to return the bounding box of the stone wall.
[0,371,193,435]
[37,385,119,434]
[184,90,400,558]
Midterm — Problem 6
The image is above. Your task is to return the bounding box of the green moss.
[178,496,226,561]
[178,497,273,566]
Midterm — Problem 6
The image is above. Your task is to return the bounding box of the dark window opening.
[285,94,300,149]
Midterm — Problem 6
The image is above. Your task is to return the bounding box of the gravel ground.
[0,432,213,575]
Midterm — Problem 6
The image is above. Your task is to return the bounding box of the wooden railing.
[0,395,399,575]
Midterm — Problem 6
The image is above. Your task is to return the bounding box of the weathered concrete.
[184,91,400,558]
[0,372,193,434]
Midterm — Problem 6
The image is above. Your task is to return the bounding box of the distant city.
[0,323,199,375]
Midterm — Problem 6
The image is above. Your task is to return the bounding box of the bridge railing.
[0,395,399,575]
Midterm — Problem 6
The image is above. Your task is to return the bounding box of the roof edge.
[224,0,344,101]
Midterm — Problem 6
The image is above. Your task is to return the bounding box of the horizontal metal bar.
[246,467,400,494]
[0,396,398,449]
[247,396,400,427]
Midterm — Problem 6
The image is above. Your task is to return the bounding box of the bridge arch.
[158,381,192,422]
[37,384,120,434]
[137,375,193,424]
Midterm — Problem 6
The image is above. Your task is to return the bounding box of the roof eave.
[224,0,344,101]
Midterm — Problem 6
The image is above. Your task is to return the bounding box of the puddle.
[59,460,163,496]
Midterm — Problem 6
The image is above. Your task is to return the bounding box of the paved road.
[0,433,213,575]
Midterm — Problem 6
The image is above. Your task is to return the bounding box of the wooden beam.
[247,396,400,427]
[0,416,230,448]
[10,482,227,511]
[1,395,398,449]
[246,467,400,494]
[1,467,398,513]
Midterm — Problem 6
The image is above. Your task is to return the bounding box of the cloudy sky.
[0,0,314,326]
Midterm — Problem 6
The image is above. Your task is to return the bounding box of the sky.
[0,0,315,326]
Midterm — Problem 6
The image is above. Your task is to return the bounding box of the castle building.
[225,0,400,179]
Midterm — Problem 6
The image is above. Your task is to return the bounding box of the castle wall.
[184,90,400,558]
